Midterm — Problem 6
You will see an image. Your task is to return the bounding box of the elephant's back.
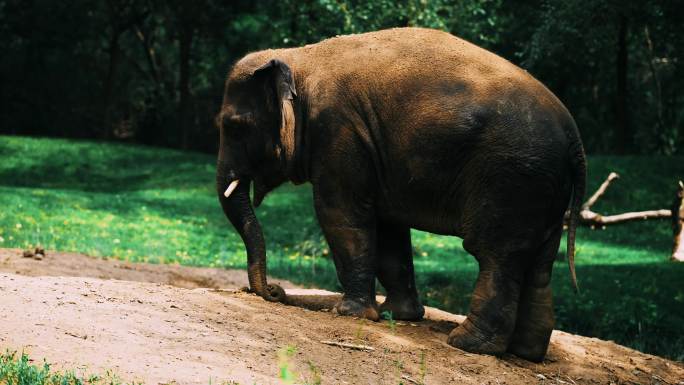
[293,28,520,89]
[292,28,570,130]
[249,28,576,179]
[297,29,571,144]
[289,27,576,175]
[239,28,565,122]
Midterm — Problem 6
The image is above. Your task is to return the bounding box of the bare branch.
[582,172,620,210]
[565,173,684,262]
[580,209,671,226]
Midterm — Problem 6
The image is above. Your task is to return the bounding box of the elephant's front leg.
[314,191,380,321]
[376,222,424,321]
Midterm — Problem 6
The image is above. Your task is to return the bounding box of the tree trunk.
[615,15,629,154]
[644,26,667,152]
[103,33,121,139]
[178,24,193,150]
[672,182,684,261]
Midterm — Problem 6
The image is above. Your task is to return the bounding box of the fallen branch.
[564,173,684,261]
[565,172,680,227]
[320,340,375,352]
[580,208,672,226]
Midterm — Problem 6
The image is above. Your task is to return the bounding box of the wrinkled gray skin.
[215,28,586,362]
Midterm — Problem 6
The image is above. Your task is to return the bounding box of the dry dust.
[0,248,682,385]
[0,248,298,290]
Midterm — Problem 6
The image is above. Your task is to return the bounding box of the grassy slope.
[1,136,683,360]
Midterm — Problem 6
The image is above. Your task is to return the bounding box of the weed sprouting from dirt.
[419,350,427,385]
[277,345,298,383]
[305,360,322,385]
[277,345,322,385]
[381,311,397,333]
[393,357,404,384]
[354,319,368,344]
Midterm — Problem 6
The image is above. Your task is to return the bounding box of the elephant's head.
[215,58,296,302]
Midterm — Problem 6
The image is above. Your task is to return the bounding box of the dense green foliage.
[1,0,682,154]
[2,136,683,360]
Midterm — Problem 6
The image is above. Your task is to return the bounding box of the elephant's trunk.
[216,160,286,302]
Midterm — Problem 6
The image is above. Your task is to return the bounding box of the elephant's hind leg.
[447,256,524,356]
[507,228,562,362]
[376,222,425,321]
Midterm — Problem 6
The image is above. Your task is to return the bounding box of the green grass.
[0,351,242,385]
[0,351,130,385]
[1,136,683,360]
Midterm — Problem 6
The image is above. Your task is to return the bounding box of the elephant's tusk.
[224,179,240,198]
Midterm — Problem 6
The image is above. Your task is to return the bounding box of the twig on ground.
[64,331,87,340]
[401,374,421,385]
[320,340,374,351]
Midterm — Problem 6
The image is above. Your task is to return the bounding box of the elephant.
[215,27,586,362]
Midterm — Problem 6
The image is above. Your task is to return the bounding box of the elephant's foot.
[334,297,379,321]
[447,318,510,356]
[506,330,551,362]
[506,286,554,362]
[379,295,425,321]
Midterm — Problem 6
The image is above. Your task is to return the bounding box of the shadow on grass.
[552,263,684,360]
[0,136,214,192]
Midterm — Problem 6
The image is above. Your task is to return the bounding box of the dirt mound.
[0,249,682,384]
[0,248,298,290]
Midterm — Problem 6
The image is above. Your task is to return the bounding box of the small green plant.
[277,345,298,384]
[305,361,322,385]
[393,358,404,384]
[278,345,322,385]
[381,310,397,333]
[418,350,427,385]
[354,319,368,344]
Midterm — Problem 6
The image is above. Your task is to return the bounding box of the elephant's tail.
[566,137,586,293]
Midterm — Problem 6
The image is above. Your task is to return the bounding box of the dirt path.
[0,248,298,290]
[1,249,682,384]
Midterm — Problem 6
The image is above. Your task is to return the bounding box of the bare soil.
[1,248,682,385]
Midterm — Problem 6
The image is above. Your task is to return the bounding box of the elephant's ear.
[252,59,297,172]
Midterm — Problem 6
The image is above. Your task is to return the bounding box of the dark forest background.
[1,0,682,155]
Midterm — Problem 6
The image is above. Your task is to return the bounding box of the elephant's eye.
[229,112,253,125]
[224,113,254,140]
